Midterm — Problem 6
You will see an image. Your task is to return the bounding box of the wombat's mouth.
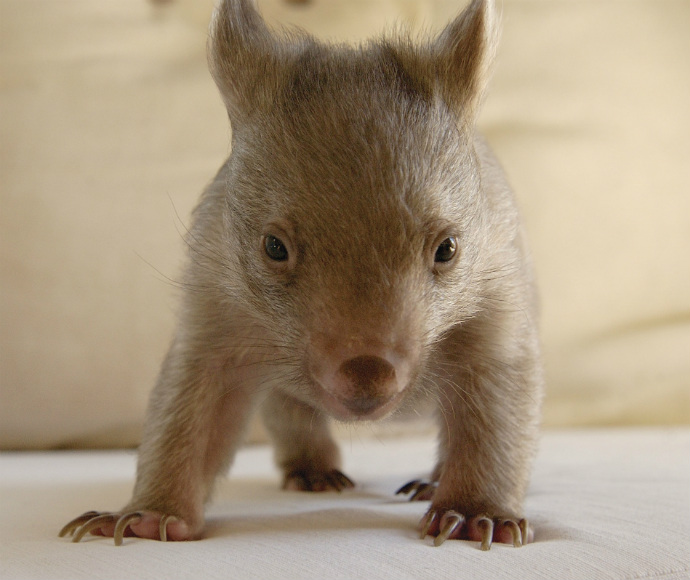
[316,383,405,422]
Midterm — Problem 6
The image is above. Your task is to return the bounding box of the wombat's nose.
[337,355,397,415]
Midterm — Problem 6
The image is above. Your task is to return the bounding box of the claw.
[326,470,353,492]
[58,511,100,538]
[433,512,464,547]
[332,470,355,490]
[113,512,142,546]
[477,515,494,551]
[519,518,530,545]
[410,483,436,501]
[396,480,437,501]
[159,514,177,542]
[284,469,355,492]
[72,514,117,543]
[419,509,439,539]
[501,519,522,548]
[396,480,418,495]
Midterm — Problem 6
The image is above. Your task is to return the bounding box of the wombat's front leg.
[405,317,542,549]
[261,389,354,492]
[60,336,259,544]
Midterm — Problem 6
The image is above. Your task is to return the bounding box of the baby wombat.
[60,0,543,550]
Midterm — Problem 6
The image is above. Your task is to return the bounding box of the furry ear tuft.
[433,0,499,123]
[207,0,279,122]
[208,0,497,126]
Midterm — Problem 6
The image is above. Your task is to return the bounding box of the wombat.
[60,0,543,550]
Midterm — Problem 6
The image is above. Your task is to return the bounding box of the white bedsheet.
[1,428,689,580]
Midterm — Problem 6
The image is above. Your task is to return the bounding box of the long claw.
[284,469,355,492]
[477,516,494,551]
[396,480,418,495]
[72,514,117,543]
[327,470,354,492]
[433,512,464,547]
[159,514,177,542]
[410,483,436,501]
[58,511,100,538]
[502,519,522,547]
[113,512,142,546]
[396,479,437,502]
[419,510,439,539]
[519,518,530,545]
[334,470,355,490]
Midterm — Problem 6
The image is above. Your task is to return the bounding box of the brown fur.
[61,0,543,548]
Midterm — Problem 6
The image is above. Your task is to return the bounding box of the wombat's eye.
[434,236,458,263]
[264,235,289,261]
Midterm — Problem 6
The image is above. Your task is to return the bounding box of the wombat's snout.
[337,355,397,415]
[312,346,411,421]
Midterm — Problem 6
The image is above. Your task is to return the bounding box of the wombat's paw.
[418,509,532,550]
[59,510,192,545]
[283,469,355,492]
[396,479,438,501]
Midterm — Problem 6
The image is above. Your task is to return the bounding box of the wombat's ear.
[432,0,498,123]
[208,0,281,122]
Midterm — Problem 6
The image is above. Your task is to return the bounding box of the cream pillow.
[1,0,687,449]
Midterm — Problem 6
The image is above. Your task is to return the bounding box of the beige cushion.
[1,0,688,449]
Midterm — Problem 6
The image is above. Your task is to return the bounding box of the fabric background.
[1,429,689,579]
[1,0,689,449]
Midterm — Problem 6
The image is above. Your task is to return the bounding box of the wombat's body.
[60,0,543,549]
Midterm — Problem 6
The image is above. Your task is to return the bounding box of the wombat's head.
[207,0,499,421]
